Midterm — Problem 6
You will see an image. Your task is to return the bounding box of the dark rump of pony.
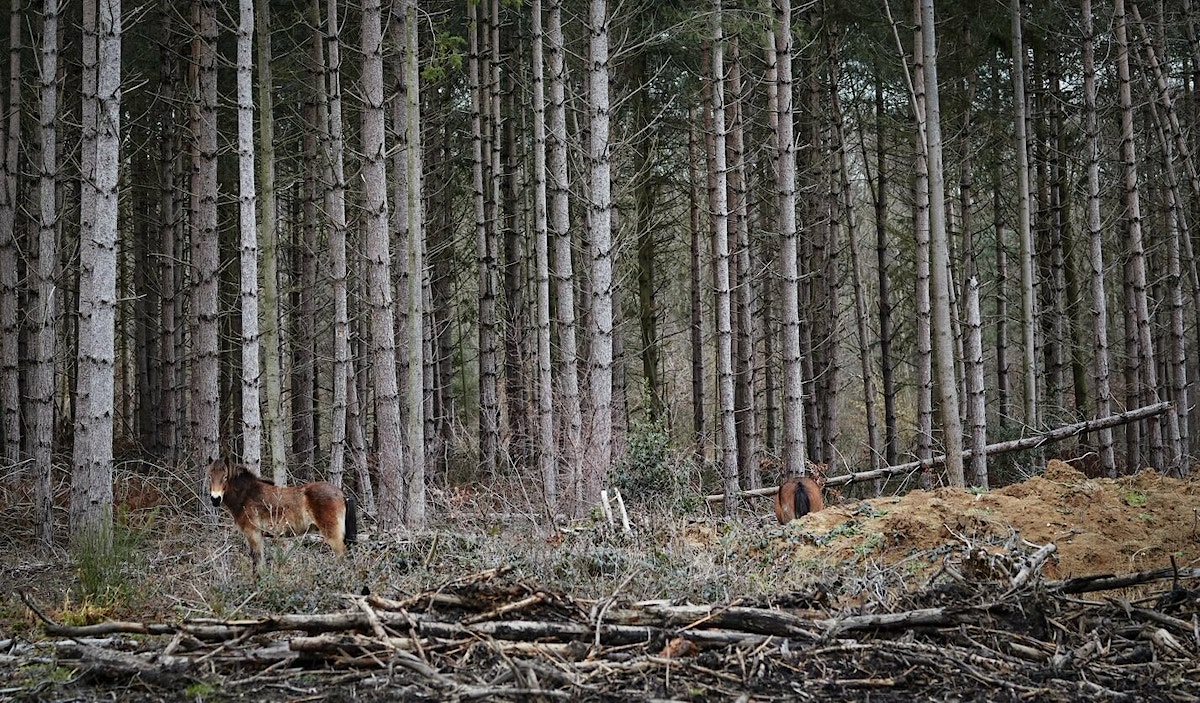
[774,476,824,524]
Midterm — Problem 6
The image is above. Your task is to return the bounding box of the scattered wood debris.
[8,543,1200,702]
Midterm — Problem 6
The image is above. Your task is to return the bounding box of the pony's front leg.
[244,528,266,574]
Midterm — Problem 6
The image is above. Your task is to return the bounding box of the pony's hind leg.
[318,502,348,556]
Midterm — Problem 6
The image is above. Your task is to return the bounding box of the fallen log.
[707,401,1173,503]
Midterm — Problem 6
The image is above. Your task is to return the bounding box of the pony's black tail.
[793,483,812,519]
[344,496,358,546]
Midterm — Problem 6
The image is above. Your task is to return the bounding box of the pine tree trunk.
[470,0,500,482]
[154,4,179,464]
[689,108,705,466]
[965,277,987,488]
[774,0,807,480]
[0,6,21,473]
[295,95,317,481]
[361,0,406,528]
[530,0,556,507]
[874,73,898,473]
[920,0,965,487]
[398,0,425,526]
[235,0,263,477]
[190,0,220,478]
[727,38,758,488]
[1115,0,1164,470]
[1012,0,1038,431]
[1081,0,1117,476]
[633,54,661,422]
[586,0,615,505]
[71,0,119,547]
[709,0,739,511]
[30,0,57,548]
[255,0,287,484]
[912,0,933,470]
[547,0,582,512]
[320,0,350,489]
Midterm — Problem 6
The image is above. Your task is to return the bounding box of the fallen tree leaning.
[706,400,1173,503]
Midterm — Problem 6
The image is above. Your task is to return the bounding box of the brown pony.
[207,459,357,572]
[774,475,825,525]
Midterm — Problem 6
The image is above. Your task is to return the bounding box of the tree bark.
[774,0,807,481]
[586,0,615,505]
[235,0,263,477]
[1011,0,1038,431]
[361,0,406,528]
[531,0,556,508]
[0,5,21,473]
[920,0,964,487]
[71,0,120,547]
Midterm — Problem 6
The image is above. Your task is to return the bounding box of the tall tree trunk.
[255,0,287,484]
[321,0,350,489]
[155,3,178,464]
[873,73,897,472]
[633,55,662,422]
[709,0,739,510]
[0,5,21,473]
[1116,0,1164,470]
[912,0,933,472]
[689,109,706,465]
[398,0,425,526]
[235,0,263,477]
[586,0,615,505]
[727,37,758,488]
[1082,0,1117,476]
[547,0,581,512]
[920,0,964,487]
[32,0,58,546]
[71,0,119,547]
[470,0,500,482]
[191,0,220,479]
[1012,0,1038,430]
[774,0,807,480]
[531,0,556,507]
[965,276,987,487]
[361,0,406,528]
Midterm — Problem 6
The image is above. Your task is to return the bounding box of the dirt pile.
[789,460,1200,578]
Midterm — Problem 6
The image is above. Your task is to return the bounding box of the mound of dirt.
[789,460,1200,578]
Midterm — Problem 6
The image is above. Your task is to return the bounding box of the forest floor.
[2,459,1199,701]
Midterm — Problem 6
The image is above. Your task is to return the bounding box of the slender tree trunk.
[633,55,662,422]
[191,0,220,479]
[965,277,987,488]
[709,0,739,510]
[873,74,897,472]
[1081,0,1116,476]
[547,0,582,512]
[235,0,263,477]
[1116,0,1164,470]
[727,38,757,488]
[530,0,556,507]
[0,5,21,473]
[689,109,706,466]
[920,0,964,487]
[912,0,933,472]
[32,0,59,546]
[361,0,406,528]
[774,0,807,480]
[470,1,500,482]
[321,0,350,489]
[398,0,424,526]
[255,0,287,484]
[586,0,615,505]
[154,2,180,465]
[1012,0,1038,430]
[71,0,119,547]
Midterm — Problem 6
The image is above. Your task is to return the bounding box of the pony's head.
[208,460,233,507]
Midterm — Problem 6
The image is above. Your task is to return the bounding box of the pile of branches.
[9,549,1200,702]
